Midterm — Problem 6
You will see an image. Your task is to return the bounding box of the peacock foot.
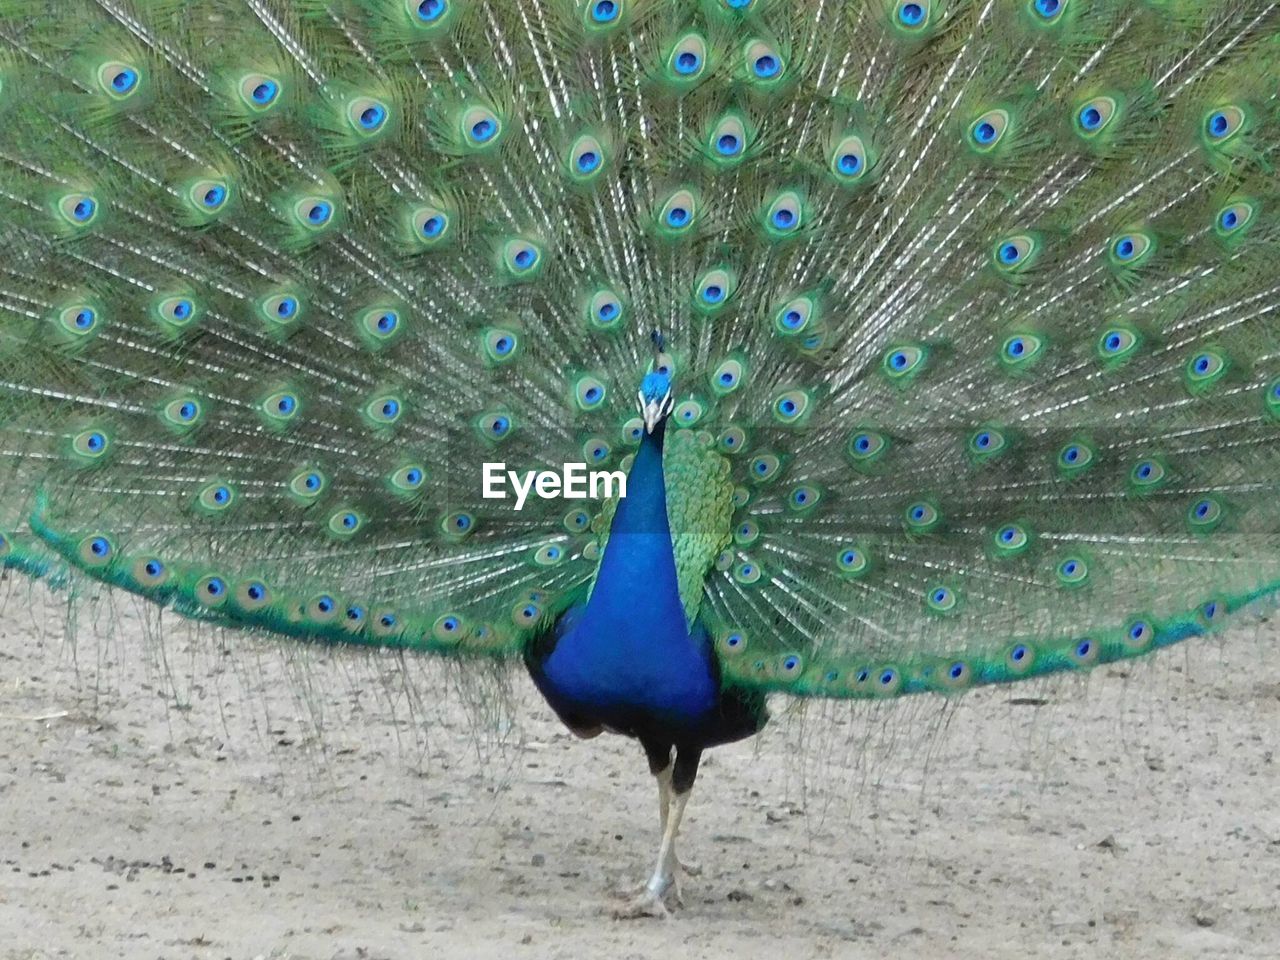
[611,872,682,919]
[616,857,697,900]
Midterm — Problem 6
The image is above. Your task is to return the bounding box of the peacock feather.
[1,0,1278,914]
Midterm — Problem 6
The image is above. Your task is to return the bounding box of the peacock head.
[637,371,674,434]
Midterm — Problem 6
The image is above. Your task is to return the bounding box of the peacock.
[1,0,1278,918]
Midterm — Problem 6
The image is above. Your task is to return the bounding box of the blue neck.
[586,420,687,630]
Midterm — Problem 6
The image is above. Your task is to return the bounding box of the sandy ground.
[1,586,1278,960]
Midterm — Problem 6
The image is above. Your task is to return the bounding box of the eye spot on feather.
[1006,643,1035,673]
[1031,0,1066,22]
[239,74,282,111]
[1203,105,1245,144]
[343,605,367,631]
[78,534,114,568]
[501,238,543,278]
[194,181,228,211]
[196,576,228,605]
[748,453,781,483]
[896,0,928,29]
[903,500,940,533]
[967,109,1009,153]
[718,631,747,655]
[993,235,1036,271]
[876,669,901,695]
[295,197,334,228]
[197,482,236,513]
[441,511,475,540]
[1070,638,1098,666]
[933,659,972,692]
[303,594,338,622]
[574,375,607,411]
[926,585,957,613]
[762,191,804,238]
[563,508,591,533]
[70,428,111,463]
[1124,619,1153,651]
[848,429,889,467]
[837,546,870,578]
[742,40,783,84]
[260,390,300,427]
[1265,379,1280,420]
[97,61,141,99]
[512,602,542,628]
[1128,457,1168,492]
[1109,231,1152,266]
[1097,325,1140,365]
[1056,555,1089,587]
[711,359,745,395]
[967,426,1008,462]
[788,485,820,511]
[882,344,926,382]
[58,192,100,228]
[1199,599,1224,628]
[992,522,1031,557]
[478,412,513,441]
[734,561,762,584]
[236,579,271,611]
[534,543,565,566]
[364,393,404,428]
[1184,350,1227,393]
[1214,201,1255,238]
[772,389,810,424]
[1187,496,1224,532]
[257,292,302,328]
[288,467,327,502]
[1074,95,1117,139]
[482,327,520,363]
[130,556,168,588]
[156,395,201,435]
[667,33,708,80]
[1057,439,1097,479]
[415,0,448,21]
[327,509,364,538]
[348,97,390,135]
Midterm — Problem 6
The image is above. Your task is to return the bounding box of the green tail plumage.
[1,0,1278,705]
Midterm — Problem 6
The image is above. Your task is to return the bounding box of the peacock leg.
[614,746,701,918]
[656,765,701,877]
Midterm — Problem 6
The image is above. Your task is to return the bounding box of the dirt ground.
[1,586,1278,960]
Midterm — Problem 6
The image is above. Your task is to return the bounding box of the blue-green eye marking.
[1203,105,1245,143]
[1032,0,1066,22]
[897,0,928,28]
[415,0,447,20]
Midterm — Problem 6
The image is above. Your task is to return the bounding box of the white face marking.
[638,388,674,433]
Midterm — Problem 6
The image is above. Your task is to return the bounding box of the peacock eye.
[968,109,1010,151]
[239,74,282,110]
[1203,105,1245,143]
[896,0,929,29]
[347,96,389,134]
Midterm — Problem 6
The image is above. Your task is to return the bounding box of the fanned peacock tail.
[1,0,1278,702]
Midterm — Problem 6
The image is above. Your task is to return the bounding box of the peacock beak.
[640,389,673,434]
